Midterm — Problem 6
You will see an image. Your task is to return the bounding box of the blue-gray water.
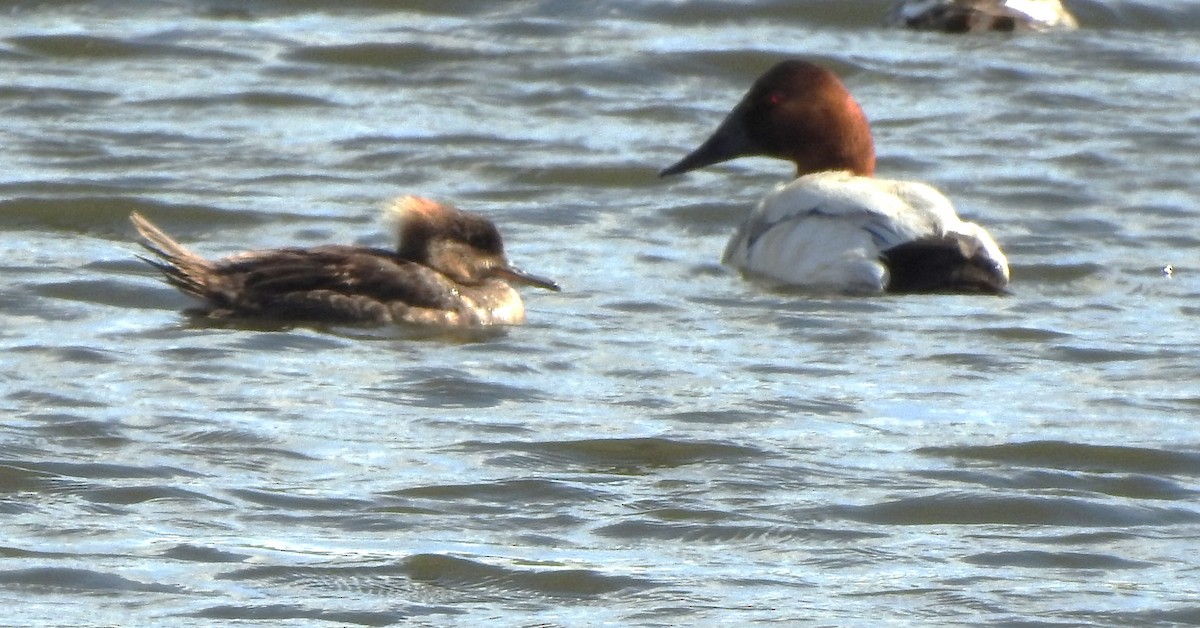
[2,1,1199,625]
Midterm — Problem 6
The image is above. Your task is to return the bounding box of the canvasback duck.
[886,0,1078,33]
[659,60,1009,294]
[131,196,559,326]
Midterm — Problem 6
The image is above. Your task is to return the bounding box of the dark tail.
[882,236,1009,295]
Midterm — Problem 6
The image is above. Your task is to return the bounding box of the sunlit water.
[2,1,1199,625]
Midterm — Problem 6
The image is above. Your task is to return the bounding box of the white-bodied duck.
[660,60,1010,294]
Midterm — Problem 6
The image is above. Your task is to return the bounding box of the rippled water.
[2,1,1199,625]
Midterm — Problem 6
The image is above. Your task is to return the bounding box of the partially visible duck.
[131,196,559,326]
[886,0,1078,33]
[659,60,1009,294]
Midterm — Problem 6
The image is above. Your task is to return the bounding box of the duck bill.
[659,104,757,177]
[494,265,561,292]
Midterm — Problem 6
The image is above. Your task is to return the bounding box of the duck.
[659,59,1010,295]
[885,0,1078,33]
[130,196,560,327]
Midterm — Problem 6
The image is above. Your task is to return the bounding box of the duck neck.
[791,94,876,178]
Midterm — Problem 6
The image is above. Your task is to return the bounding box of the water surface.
[1,1,1199,625]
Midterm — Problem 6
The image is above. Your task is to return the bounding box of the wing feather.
[722,171,1007,292]
[215,246,463,314]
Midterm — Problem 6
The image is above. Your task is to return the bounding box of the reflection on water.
[2,0,1200,625]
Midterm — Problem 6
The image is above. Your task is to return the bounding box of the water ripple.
[962,550,1153,569]
[189,604,412,627]
[0,567,183,594]
[219,553,655,601]
[6,33,251,61]
[920,441,1200,476]
[460,437,765,472]
[833,492,1200,527]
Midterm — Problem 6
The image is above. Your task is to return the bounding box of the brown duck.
[131,196,559,327]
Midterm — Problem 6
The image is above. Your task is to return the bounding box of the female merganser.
[886,0,1078,33]
[659,60,1010,294]
[131,196,559,326]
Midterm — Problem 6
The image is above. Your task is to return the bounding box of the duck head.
[391,196,560,291]
[660,60,876,178]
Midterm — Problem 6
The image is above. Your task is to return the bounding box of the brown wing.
[207,246,464,321]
